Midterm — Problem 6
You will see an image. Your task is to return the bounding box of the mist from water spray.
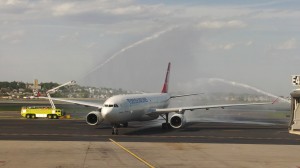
[80,25,179,80]
[209,78,290,103]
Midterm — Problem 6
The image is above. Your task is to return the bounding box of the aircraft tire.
[122,122,128,127]
[167,123,172,129]
[162,123,167,129]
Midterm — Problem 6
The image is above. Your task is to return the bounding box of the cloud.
[197,20,247,29]
[52,3,75,16]
[245,41,253,46]
[85,42,97,49]
[205,40,255,50]
[0,30,24,44]
[1,0,28,6]
[222,43,235,50]
[276,38,297,50]
[5,0,22,5]
[57,32,80,42]
[252,9,300,19]
[105,5,143,15]
[205,42,236,50]
[50,1,163,18]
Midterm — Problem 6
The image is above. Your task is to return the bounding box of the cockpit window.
[104,104,118,107]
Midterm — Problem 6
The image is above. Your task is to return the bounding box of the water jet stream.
[80,25,179,80]
[209,78,290,104]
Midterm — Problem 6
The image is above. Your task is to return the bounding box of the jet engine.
[170,114,186,128]
[86,111,104,125]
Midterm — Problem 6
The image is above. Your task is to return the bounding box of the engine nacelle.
[170,114,186,128]
[86,111,104,125]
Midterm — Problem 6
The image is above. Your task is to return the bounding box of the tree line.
[0,81,26,90]
[0,81,63,92]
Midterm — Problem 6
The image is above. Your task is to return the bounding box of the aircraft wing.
[39,97,102,108]
[153,102,272,114]
[170,93,203,99]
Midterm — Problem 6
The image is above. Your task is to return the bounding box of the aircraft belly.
[111,100,168,123]
[130,109,145,120]
[134,114,159,121]
[114,111,131,123]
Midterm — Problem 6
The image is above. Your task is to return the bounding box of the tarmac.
[0,117,300,167]
[1,103,300,168]
[1,140,300,168]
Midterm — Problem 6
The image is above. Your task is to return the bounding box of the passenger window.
[114,104,118,107]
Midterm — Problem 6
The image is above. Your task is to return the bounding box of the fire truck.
[21,106,63,119]
[21,80,76,119]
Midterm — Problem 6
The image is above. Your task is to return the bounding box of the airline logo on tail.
[161,62,171,93]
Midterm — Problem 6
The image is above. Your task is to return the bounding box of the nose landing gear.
[112,124,119,135]
[111,122,129,135]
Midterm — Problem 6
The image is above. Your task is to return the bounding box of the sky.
[0,0,300,96]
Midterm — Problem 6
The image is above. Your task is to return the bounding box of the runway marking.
[0,116,16,118]
[0,111,17,113]
[223,130,241,132]
[277,131,288,134]
[58,127,78,130]
[0,133,299,141]
[109,138,155,168]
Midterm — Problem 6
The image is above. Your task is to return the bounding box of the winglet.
[161,62,171,93]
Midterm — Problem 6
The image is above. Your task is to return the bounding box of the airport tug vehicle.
[289,75,300,135]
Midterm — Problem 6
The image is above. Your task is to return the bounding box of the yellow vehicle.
[21,106,64,119]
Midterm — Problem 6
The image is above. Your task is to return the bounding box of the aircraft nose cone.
[101,108,114,121]
[101,108,109,118]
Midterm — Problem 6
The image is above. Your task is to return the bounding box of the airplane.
[44,62,274,135]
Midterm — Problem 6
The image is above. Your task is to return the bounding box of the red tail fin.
[161,62,171,93]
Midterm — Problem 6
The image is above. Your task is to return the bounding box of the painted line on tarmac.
[222,130,241,132]
[1,133,300,141]
[0,118,80,120]
[109,138,155,168]
[0,116,17,118]
[0,111,18,113]
[0,117,25,119]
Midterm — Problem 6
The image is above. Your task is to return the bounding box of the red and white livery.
[47,62,271,134]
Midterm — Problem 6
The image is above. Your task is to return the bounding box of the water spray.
[80,25,179,80]
[209,78,290,104]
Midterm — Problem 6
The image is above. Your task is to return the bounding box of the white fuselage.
[101,93,170,124]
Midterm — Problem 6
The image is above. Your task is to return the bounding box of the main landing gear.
[161,113,172,129]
